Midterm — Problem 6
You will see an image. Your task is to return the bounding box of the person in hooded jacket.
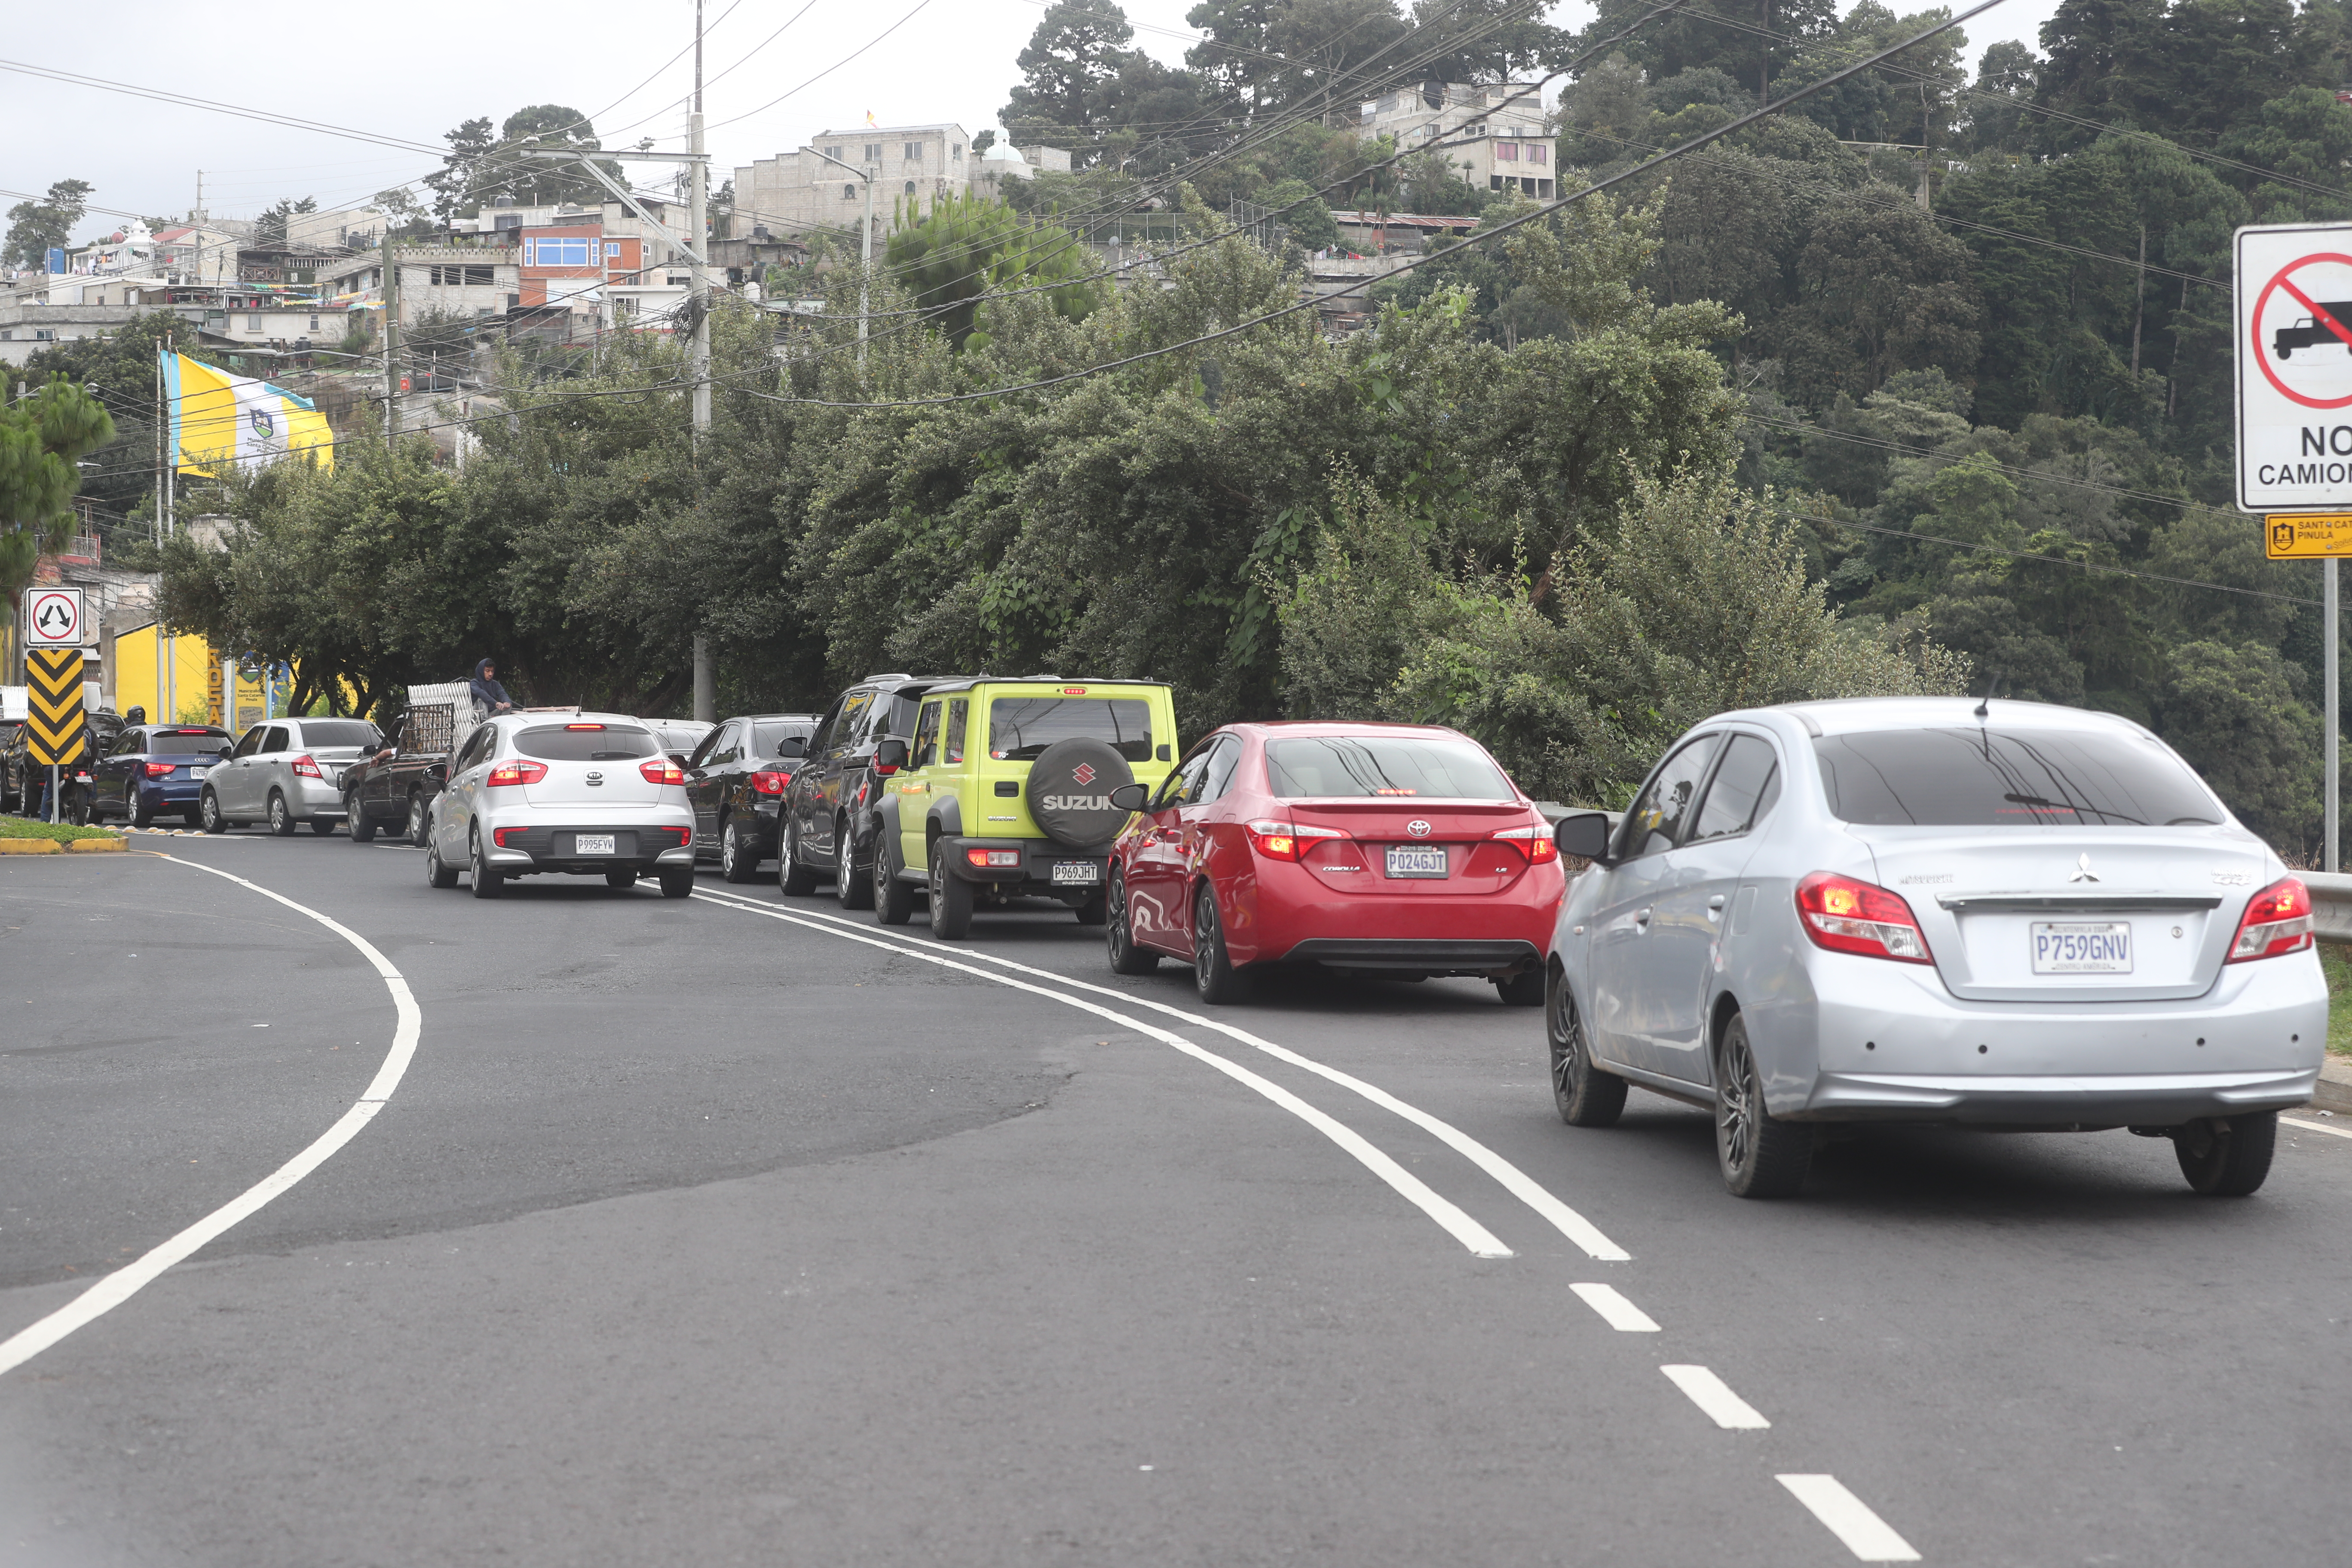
[470,658,518,719]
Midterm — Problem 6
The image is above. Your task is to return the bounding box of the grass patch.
[0,817,124,844]
[2321,944,2352,1057]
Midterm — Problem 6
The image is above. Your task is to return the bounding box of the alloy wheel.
[720,821,738,878]
[1717,1029,1757,1177]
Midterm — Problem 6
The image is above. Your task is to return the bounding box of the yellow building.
[111,623,269,730]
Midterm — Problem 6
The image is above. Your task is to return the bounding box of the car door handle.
[1707,894,1727,920]
[1634,907,1652,927]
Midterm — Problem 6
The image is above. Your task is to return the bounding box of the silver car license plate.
[1050,861,1098,885]
[1385,845,1449,879]
[2030,921,2132,974]
[576,834,617,856]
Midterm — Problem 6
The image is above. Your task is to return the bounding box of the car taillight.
[660,827,692,848]
[143,760,176,777]
[750,769,789,795]
[2227,876,2314,962]
[492,827,524,847]
[1244,819,1348,861]
[640,758,684,785]
[967,848,1022,868]
[487,760,548,787]
[1795,872,1933,964]
[290,754,323,778]
[1491,823,1558,862]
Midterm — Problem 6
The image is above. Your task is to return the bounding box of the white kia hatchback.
[1546,697,2326,1199]
[424,714,696,899]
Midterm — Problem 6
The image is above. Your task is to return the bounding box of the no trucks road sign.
[2236,224,2352,511]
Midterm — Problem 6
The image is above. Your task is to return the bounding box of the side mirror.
[873,738,908,771]
[1552,811,1614,864]
[776,736,807,759]
[1108,782,1151,812]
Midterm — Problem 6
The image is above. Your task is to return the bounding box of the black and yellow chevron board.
[24,646,87,766]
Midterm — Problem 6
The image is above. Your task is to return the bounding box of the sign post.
[24,647,86,824]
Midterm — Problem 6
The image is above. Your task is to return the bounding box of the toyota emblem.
[1406,819,1432,837]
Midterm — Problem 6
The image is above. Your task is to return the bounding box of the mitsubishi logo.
[1072,763,1097,786]
[1406,820,1432,838]
[2069,852,2099,883]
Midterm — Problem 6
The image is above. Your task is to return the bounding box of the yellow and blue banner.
[161,349,334,475]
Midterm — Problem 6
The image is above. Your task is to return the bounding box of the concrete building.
[319,241,520,325]
[733,122,981,239]
[1359,83,1558,199]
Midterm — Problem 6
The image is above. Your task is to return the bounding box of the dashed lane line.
[1777,1474,1924,1562]
[1570,1281,1660,1332]
[1660,1364,1772,1430]
[0,854,421,1378]
[685,891,1512,1258]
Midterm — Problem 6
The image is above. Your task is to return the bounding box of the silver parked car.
[1546,697,2325,1199]
[200,717,384,836]
[423,713,697,899]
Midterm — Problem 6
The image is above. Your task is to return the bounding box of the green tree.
[1,376,115,613]
[883,195,1104,350]
[255,195,318,246]
[3,179,93,269]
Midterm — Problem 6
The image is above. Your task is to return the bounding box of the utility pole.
[162,332,176,726]
[383,241,400,446]
[689,0,715,724]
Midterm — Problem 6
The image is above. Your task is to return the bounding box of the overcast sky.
[6,0,2061,243]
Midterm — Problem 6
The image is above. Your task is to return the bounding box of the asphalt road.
[5,830,2351,1567]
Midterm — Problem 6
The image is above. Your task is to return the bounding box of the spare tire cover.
[1025,738,1137,848]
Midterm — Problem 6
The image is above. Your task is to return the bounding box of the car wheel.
[2174,1110,2278,1196]
[180,808,202,826]
[424,825,459,889]
[1192,883,1250,1004]
[658,868,695,899]
[719,816,760,884]
[779,817,818,895]
[406,793,429,848]
[874,840,917,926]
[348,796,377,842]
[1494,968,1545,1007]
[1547,967,1626,1127]
[606,870,638,890]
[1107,872,1158,974]
[928,840,974,939]
[199,789,227,834]
[131,795,156,830]
[1074,891,1108,927]
[1714,1013,1811,1198]
[836,817,875,910]
[267,790,298,837]
[469,830,504,899]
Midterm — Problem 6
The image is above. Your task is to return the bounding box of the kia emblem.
[1072,763,1097,786]
[1406,820,1432,837]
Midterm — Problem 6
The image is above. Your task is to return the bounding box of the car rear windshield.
[511,724,660,762]
[1812,727,2222,827]
[299,721,379,747]
[987,697,1155,763]
[148,730,231,754]
[752,720,812,756]
[1265,735,1515,800]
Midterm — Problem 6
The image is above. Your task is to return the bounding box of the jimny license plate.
[1050,861,1099,885]
[575,834,617,856]
[1385,845,1450,879]
[2031,921,2132,974]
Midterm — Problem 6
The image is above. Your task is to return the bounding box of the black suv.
[777,675,960,908]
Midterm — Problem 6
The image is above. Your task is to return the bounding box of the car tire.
[1107,872,1158,974]
[424,827,459,889]
[1548,967,1627,1127]
[469,832,503,899]
[1192,884,1251,1004]
[199,789,227,834]
[719,816,760,884]
[348,797,377,842]
[874,841,917,926]
[1494,968,1545,1007]
[2174,1110,2278,1196]
[779,817,818,896]
[131,796,156,830]
[1074,892,1108,927]
[658,868,695,900]
[836,817,875,910]
[267,790,298,837]
[406,793,429,849]
[1714,1012,1811,1198]
[929,840,974,939]
[606,870,638,890]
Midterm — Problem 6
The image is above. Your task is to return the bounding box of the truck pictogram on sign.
[2234,224,2352,509]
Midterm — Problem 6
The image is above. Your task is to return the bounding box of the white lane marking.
[687,892,1512,1258]
[1660,1364,1770,1429]
[1776,1474,1922,1562]
[1570,1281,1660,1332]
[0,854,421,1378]
[729,897,1628,1260]
[2283,1114,2352,1141]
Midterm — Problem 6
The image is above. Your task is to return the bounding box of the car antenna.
[1973,668,2002,722]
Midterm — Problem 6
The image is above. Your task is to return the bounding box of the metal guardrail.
[2306,871,2352,946]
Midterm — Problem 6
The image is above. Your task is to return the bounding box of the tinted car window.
[260,726,292,753]
[753,721,810,758]
[233,727,266,759]
[511,724,660,762]
[1813,727,2221,827]
[1265,735,1513,800]
[988,697,1154,763]
[1688,735,1780,842]
[1623,736,1722,858]
[944,699,969,764]
[296,720,379,747]
[911,705,943,769]
[831,691,874,752]
[148,730,232,755]
[1154,741,1217,808]
[1199,736,1243,802]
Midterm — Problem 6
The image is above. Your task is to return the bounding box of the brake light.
[290,754,323,778]
[1244,819,1348,861]
[143,760,176,777]
[750,769,789,795]
[967,848,1023,868]
[486,759,548,787]
[640,758,684,785]
[659,827,692,848]
[492,827,524,847]
[2226,877,2314,962]
[1491,823,1558,863]
[1795,872,1933,964]
[565,723,606,731]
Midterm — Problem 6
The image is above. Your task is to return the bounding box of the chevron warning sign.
[24,646,87,766]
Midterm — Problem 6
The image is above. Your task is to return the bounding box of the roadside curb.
[67,836,127,853]
[0,835,129,856]
[2314,1057,2352,1116]
[0,839,58,855]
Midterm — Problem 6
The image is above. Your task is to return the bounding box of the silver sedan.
[1546,697,2326,1199]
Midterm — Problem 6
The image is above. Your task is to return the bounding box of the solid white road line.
[1659,1364,1771,1429]
[686,892,1513,1258]
[1776,1474,1923,1562]
[2282,1114,2352,1141]
[1570,1282,1660,1332]
[0,854,422,1378]
[750,899,1630,1261]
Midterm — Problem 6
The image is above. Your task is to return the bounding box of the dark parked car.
[87,723,234,826]
[647,718,716,770]
[778,674,959,909]
[683,713,818,882]
[343,706,455,846]
[7,709,124,822]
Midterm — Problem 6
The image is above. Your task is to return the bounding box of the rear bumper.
[1799,1066,2320,1125]
[481,820,696,873]
[936,836,1110,894]
[1239,860,1561,967]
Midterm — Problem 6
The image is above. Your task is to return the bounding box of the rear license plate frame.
[575,833,617,856]
[2030,920,2132,974]
[1384,845,1450,879]
[1050,860,1099,885]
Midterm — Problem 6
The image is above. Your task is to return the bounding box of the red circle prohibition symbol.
[2253,253,2352,410]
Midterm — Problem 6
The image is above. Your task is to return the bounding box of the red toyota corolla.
[1105,722,1565,1004]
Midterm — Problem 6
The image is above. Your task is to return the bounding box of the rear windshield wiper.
[2000,793,2145,824]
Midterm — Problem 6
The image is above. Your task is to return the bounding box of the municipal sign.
[23,647,86,766]
[22,587,83,646]
[2266,513,2352,557]
[2234,224,2352,510]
